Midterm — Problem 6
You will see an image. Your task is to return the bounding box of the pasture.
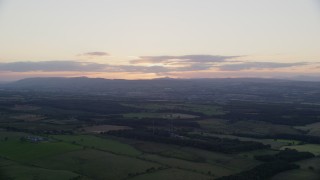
[53,134,141,156]
[0,138,81,162]
[1,162,82,180]
[281,144,320,155]
[33,149,162,180]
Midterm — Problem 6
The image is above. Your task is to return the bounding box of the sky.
[0,0,319,81]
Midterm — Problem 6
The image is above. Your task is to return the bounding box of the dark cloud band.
[219,62,308,71]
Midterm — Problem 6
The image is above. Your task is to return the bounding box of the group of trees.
[236,133,320,145]
[218,149,315,179]
[221,101,320,126]
[254,149,314,162]
[217,161,299,180]
[106,129,269,154]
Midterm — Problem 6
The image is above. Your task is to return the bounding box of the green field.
[132,141,203,162]
[0,132,80,162]
[131,168,212,180]
[33,149,162,180]
[1,162,82,180]
[184,148,261,171]
[53,135,141,156]
[0,131,262,179]
[281,144,320,155]
[193,132,301,150]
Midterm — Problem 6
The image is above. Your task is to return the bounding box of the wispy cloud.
[218,62,308,71]
[131,55,239,64]
[79,51,109,56]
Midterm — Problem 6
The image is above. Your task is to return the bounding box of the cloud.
[0,61,107,72]
[218,62,308,71]
[0,60,216,74]
[131,55,239,64]
[79,51,109,56]
[0,60,311,76]
[0,61,177,74]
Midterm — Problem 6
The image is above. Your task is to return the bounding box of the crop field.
[53,135,141,156]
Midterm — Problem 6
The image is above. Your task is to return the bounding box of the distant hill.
[1,77,320,103]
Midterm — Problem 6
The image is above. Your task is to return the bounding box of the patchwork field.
[33,149,162,180]
[123,102,226,116]
[1,85,320,179]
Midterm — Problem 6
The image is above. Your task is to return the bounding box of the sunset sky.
[0,0,319,80]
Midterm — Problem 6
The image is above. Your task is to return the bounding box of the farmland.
[0,78,320,179]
